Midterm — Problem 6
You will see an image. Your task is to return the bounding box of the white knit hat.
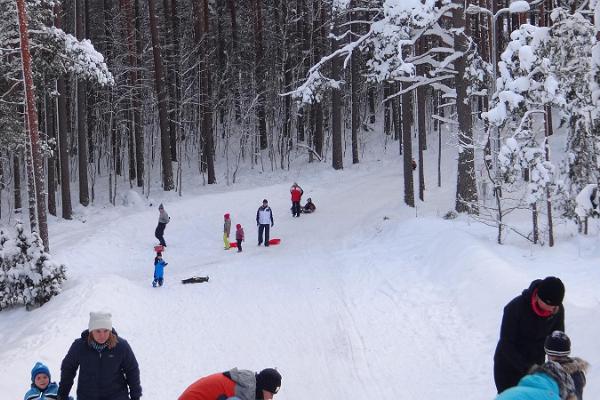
[89,311,112,331]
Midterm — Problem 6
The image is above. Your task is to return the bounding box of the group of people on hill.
[23,312,281,400]
[493,276,589,400]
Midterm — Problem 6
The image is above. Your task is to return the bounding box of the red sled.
[229,242,237,248]
[154,245,164,253]
[268,238,281,245]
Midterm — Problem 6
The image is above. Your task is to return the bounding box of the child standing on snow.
[545,331,589,400]
[223,213,231,250]
[236,223,244,252]
[153,252,168,287]
[24,362,60,400]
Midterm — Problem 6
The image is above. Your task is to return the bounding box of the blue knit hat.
[31,361,50,382]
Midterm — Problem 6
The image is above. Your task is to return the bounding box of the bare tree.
[148,0,174,190]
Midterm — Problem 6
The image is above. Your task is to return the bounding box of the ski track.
[1,162,599,399]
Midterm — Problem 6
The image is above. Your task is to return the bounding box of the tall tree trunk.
[76,0,90,206]
[162,0,178,161]
[13,153,22,213]
[350,1,360,164]
[148,0,174,190]
[331,11,343,170]
[134,0,145,188]
[45,93,57,217]
[121,0,144,187]
[199,0,215,183]
[416,39,426,201]
[17,0,49,250]
[251,0,268,150]
[402,84,414,208]
[454,1,478,214]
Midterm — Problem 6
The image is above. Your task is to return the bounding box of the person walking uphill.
[290,182,303,217]
[57,312,142,400]
[154,203,170,247]
[178,367,281,400]
[256,199,274,246]
[223,213,231,250]
[494,276,566,394]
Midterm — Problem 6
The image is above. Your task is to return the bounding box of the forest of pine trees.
[0,0,599,252]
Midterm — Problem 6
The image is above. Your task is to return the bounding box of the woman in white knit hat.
[57,312,142,400]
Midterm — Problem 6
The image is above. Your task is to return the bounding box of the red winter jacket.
[290,186,303,202]
[236,227,245,241]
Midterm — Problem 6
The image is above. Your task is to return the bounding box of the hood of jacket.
[228,368,257,400]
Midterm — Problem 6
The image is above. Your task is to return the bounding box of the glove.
[271,223,274,227]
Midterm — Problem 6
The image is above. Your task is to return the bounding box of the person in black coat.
[493,276,566,394]
[57,312,142,400]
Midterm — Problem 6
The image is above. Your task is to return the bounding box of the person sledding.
[153,252,168,287]
[302,198,316,213]
[256,199,274,247]
[290,182,303,217]
[154,203,170,247]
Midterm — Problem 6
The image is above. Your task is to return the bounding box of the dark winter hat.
[256,368,282,394]
[263,199,268,204]
[530,361,576,400]
[537,277,565,306]
[158,203,164,210]
[545,331,571,357]
[31,361,50,382]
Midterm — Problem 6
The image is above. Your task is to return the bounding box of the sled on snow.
[182,276,209,284]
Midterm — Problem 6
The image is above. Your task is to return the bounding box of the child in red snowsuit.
[235,224,244,253]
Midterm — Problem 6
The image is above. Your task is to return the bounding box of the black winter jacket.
[494,280,565,376]
[58,329,142,400]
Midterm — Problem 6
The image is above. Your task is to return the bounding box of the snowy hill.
[0,158,599,399]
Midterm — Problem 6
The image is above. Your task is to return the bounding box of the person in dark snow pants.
[154,203,170,247]
[178,367,281,400]
[290,183,303,217]
[57,312,142,400]
[256,199,274,247]
[24,362,63,400]
[495,361,577,400]
[545,331,589,400]
[494,276,566,393]
[235,223,244,252]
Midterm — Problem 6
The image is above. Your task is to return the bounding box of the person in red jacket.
[290,182,303,218]
[178,368,281,400]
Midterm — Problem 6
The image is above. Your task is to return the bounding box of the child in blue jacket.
[24,362,61,400]
[153,252,168,287]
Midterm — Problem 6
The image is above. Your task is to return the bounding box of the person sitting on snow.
[302,198,316,213]
[24,362,61,400]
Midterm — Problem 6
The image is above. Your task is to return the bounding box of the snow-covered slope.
[0,158,598,399]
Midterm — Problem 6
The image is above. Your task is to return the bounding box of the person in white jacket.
[256,199,274,246]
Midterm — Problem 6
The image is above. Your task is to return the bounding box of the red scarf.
[531,288,553,317]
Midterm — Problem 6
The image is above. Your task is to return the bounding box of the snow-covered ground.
[1,156,599,399]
